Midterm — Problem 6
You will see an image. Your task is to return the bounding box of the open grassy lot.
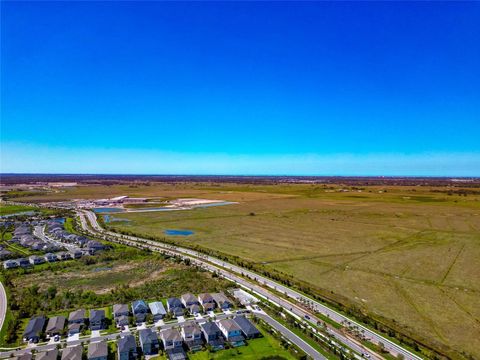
[0,203,37,215]
[189,327,297,360]
[12,183,480,359]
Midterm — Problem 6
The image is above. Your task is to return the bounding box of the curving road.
[80,209,423,360]
[0,281,6,338]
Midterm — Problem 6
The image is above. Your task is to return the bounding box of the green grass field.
[0,204,36,216]
[11,183,480,359]
[189,330,296,360]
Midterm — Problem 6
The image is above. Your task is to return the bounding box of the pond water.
[103,215,131,223]
[93,207,124,213]
[164,229,195,236]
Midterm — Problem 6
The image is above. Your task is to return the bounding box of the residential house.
[89,309,105,330]
[56,252,70,261]
[166,297,184,317]
[198,293,215,312]
[181,323,203,351]
[131,300,148,323]
[88,341,108,360]
[113,304,129,325]
[211,293,233,310]
[160,328,183,350]
[0,248,12,260]
[68,323,82,336]
[61,345,83,360]
[188,304,201,316]
[233,316,261,338]
[180,293,199,307]
[217,319,245,347]
[35,349,58,360]
[28,255,45,265]
[44,253,57,262]
[117,334,137,360]
[17,258,31,268]
[23,316,45,343]
[45,315,66,337]
[160,329,186,360]
[148,301,167,321]
[200,321,224,350]
[3,259,18,269]
[69,250,83,259]
[68,309,86,324]
[138,328,159,356]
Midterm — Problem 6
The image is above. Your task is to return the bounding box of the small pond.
[93,207,124,213]
[164,229,195,236]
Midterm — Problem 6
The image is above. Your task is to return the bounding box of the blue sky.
[1,1,479,175]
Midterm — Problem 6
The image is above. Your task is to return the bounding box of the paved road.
[0,282,6,338]
[33,225,80,252]
[80,210,391,359]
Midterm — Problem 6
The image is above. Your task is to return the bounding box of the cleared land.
[12,183,480,359]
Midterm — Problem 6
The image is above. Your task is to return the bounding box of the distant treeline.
[1,173,479,187]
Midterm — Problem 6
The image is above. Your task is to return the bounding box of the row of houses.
[22,292,235,342]
[3,250,84,269]
[45,220,106,253]
[11,224,62,253]
[117,292,234,325]
[17,316,260,360]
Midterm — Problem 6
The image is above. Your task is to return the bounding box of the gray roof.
[36,349,58,360]
[233,316,260,337]
[182,323,202,338]
[139,328,158,345]
[23,316,45,339]
[13,353,32,360]
[89,309,105,323]
[198,293,214,303]
[61,345,83,360]
[181,293,197,303]
[113,304,129,315]
[88,341,108,358]
[118,334,136,353]
[161,328,182,342]
[219,318,241,332]
[149,301,166,315]
[167,297,183,308]
[201,321,221,336]
[132,300,148,313]
[46,316,66,333]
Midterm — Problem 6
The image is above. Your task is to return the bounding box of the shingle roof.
[68,309,86,322]
[181,293,197,303]
[233,316,260,337]
[201,321,221,335]
[61,345,83,360]
[117,334,136,353]
[36,349,58,360]
[23,316,45,339]
[113,304,129,315]
[88,341,108,358]
[219,318,241,332]
[161,328,182,342]
[139,328,158,345]
[89,309,105,323]
[46,315,66,333]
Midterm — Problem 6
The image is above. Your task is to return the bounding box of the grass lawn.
[0,204,37,216]
[189,332,297,360]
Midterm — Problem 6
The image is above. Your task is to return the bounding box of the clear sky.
[1,1,479,176]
